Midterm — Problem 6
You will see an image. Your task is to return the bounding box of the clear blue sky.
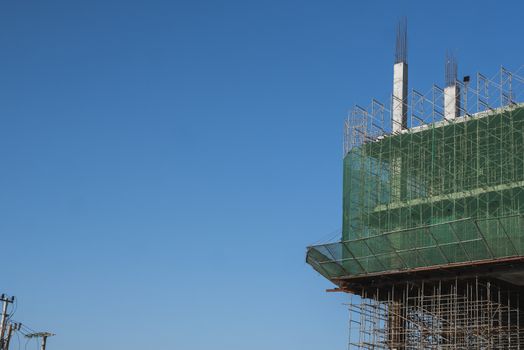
[0,0,522,349]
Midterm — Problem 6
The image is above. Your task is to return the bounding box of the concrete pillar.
[444,84,460,120]
[393,62,408,133]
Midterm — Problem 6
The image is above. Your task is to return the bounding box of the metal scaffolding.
[343,67,523,155]
[306,18,524,350]
[307,66,524,281]
[348,278,523,349]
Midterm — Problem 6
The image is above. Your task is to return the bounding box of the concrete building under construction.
[306,19,524,349]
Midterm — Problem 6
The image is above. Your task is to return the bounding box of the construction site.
[306,19,524,349]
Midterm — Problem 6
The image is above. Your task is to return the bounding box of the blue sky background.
[0,0,522,349]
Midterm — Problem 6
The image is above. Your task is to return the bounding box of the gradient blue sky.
[0,0,522,349]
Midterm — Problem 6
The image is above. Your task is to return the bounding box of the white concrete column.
[444,85,460,120]
[393,62,408,133]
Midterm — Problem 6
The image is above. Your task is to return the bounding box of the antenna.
[394,17,408,64]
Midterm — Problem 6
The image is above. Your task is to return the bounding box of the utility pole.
[4,323,21,350]
[0,295,14,350]
[25,332,55,350]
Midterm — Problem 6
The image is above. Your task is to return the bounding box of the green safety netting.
[307,215,524,279]
[308,105,524,280]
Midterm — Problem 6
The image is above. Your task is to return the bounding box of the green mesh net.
[307,105,524,280]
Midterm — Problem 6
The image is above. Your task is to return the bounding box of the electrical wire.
[7,298,18,323]
[310,227,342,246]
[15,330,21,350]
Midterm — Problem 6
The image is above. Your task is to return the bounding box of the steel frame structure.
[307,66,524,349]
[348,279,523,349]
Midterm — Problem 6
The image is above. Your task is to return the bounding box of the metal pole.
[0,295,13,349]
[0,300,8,344]
[4,324,12,350]
[25,332,54,350]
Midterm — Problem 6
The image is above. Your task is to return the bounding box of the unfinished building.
[306,19,524,349]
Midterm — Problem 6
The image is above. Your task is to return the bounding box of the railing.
[343,66,524,156]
